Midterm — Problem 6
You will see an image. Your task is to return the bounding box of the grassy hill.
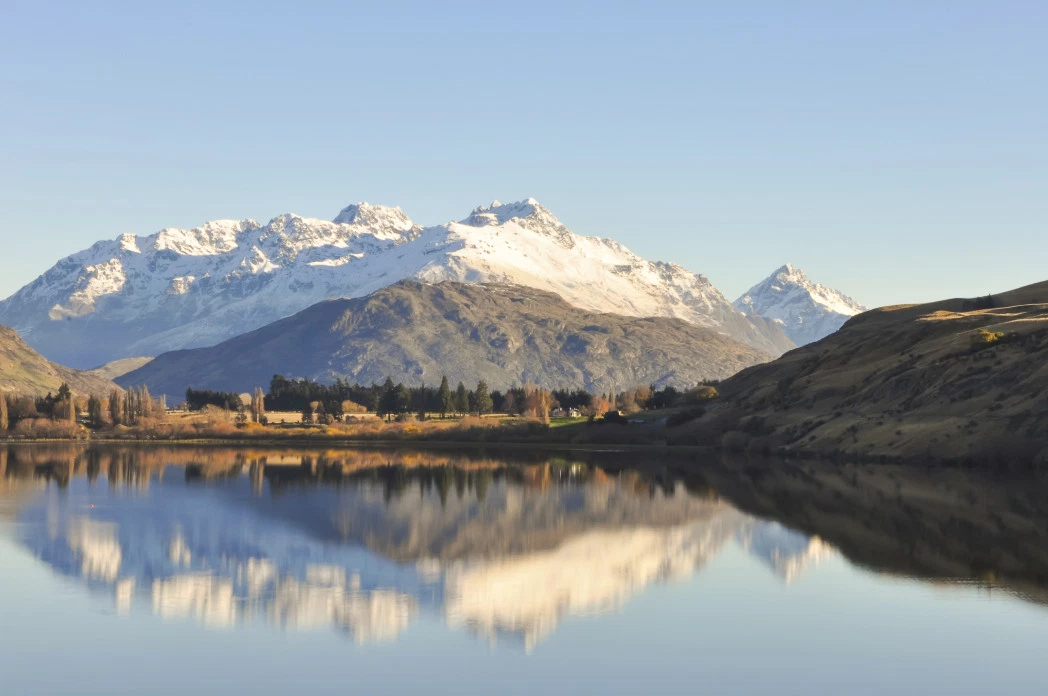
[677,280,1048,467]
[119,280,772,400]
[0,325,117,396]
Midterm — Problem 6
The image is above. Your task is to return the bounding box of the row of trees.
[185,388,242,412]
[0,384,78,431]
[252,375,707,424]
[0,384,166,432]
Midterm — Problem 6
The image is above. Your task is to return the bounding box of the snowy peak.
[333,202,417,234]
[462,198,575,248]
[735,265,866,346]
[150,219,258,256]
[464,197,545,225]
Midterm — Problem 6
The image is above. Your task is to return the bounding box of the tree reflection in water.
[2,444,1046,649]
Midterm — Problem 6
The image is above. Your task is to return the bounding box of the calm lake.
[1,444,1046,695]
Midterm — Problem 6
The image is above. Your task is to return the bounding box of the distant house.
[551,407,567,418]
[567,407,581,418]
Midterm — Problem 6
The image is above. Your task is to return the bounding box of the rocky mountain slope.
[734,264,866,345]
[0,325,116,396]
[116,280,771,400]
[684,280,1048,466]
[0,199,793,368]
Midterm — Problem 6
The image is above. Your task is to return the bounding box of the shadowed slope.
[119,281,771,399]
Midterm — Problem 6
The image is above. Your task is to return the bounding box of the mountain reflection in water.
[1,444,1046,652]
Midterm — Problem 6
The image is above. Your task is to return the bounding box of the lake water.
[1,444,1046,695]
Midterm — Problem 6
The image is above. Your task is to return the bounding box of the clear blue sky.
[2,1,1045,306]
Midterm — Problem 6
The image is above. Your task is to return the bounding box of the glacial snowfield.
[0,199,794,368]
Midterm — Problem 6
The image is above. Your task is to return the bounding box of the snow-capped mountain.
[734,264,866,346]
[0,199,793,368]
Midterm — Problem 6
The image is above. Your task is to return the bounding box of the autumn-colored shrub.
[11,418,82,439]
[972,329,1005,345]
[685,386,719,403]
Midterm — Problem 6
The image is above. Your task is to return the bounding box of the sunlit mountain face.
[1,445,840,650]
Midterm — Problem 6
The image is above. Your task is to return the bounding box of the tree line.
[0,384,166,433]
[225,374,711,423]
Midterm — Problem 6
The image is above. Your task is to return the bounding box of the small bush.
[666,407,706,427]
[11,418,81,439]
[685,386,719,404]
[721,431,750,452]
[971,329,1005,347]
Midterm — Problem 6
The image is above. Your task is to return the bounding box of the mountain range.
[0,199,834,369]
[117,280,771,400]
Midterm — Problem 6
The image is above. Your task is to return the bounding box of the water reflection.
[2,444,1046,651]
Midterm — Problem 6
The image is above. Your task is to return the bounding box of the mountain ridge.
[116,280,772,401]
[0,198,794,368]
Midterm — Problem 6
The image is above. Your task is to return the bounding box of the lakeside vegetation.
[0,375,721,447]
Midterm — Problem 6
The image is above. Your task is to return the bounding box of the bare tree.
[139,386,154,419]
[523,382,553,424]
[251,387,266,424]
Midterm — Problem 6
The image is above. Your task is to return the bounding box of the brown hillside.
[677,280,1048,467]
[0,325,117,396]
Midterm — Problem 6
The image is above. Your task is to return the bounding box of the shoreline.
[1,434,1039,470]
[0,435,713,456]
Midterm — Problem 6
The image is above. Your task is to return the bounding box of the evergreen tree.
[474,380,493,415]
[454,381,468,416]
[378,377,397,421]
[438,376,453,419]
[394,383,412,415]
[301,401,314,425]
[416,381,427,421]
